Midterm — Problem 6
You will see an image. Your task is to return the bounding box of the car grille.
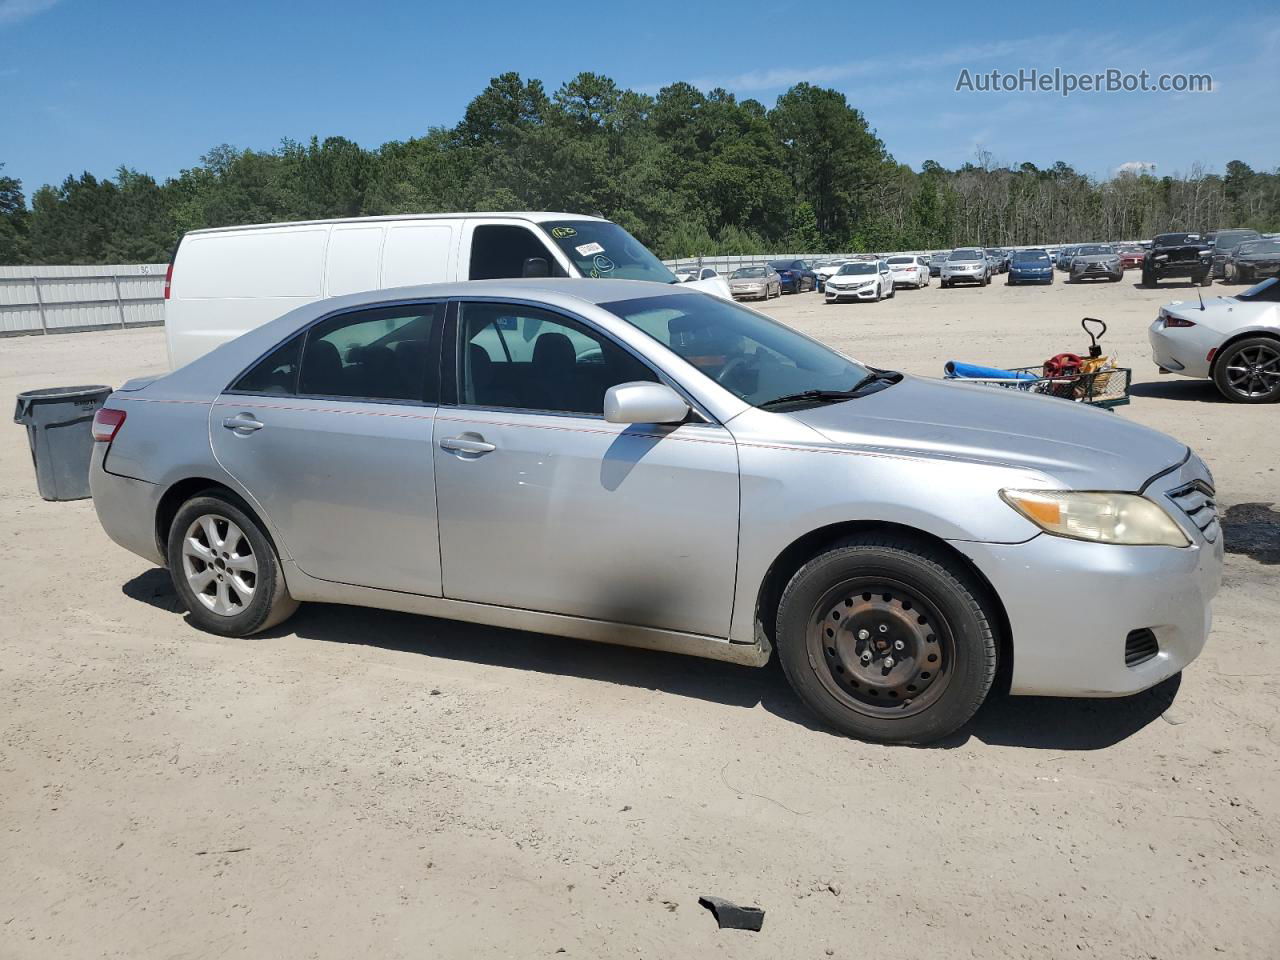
[1125,628,1160,668]
[1167,479,1219,543]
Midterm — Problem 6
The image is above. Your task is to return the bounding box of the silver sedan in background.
[1069,244,1124,282]
[90,279,1221,744]
[728,265,782,300]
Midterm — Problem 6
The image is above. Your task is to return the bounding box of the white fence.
[0,264,168,337]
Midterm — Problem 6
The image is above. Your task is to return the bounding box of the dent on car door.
[432,299,741,636]
[209,302,446,595]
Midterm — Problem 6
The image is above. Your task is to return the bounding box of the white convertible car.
[1149,277,1280,403]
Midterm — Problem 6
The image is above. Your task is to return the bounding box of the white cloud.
[1116,161,1158,174]
[0,0,58,27]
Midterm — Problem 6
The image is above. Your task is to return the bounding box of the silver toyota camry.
[90,279,1223,744]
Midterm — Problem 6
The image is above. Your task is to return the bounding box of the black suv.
[1141,233,1213,287]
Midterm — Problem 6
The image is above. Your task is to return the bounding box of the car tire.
[873,282,883,302]
[1212,337,1280,403]
[1141,266,1156,286]
[167,493,299,637]
[775,534,998,744]
[888,282,896,298]
[941,279,950,288]
[1198,272,1212,287]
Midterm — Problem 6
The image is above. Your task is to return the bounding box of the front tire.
[776,535,998,744]
[1212,337,1280,403]
[167,493,299,636]
[1197,272,1212,287]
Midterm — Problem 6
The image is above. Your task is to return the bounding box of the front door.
[433,299,740,637]
[210,302,446,595]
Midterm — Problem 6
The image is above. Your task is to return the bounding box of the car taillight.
[1164,316,1196,328]
[92,408,126,442]
[164,261,174,299]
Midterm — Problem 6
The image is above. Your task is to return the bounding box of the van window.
[541,221,676,282]
[230,334,304,395]
[457,301,655,415]
[469,224,563,280]
[299,304,444,403]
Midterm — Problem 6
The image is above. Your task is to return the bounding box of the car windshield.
[887,257,913,265]
[931,253,948,260]
[600,292,869,407]
[1238,239,1280,255]
[732,267,767,278]
[949,249,982,261]
[1236,277,1280,302]
[837,262,876,275]
[540,220,676,282]
[1216,230,1259,250]
[1077,245,1112,255]
[768,260,798,270]
[1154,233,1201,246]
[1015,252,1050,263]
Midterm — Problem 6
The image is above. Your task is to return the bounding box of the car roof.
[184,212,607,236]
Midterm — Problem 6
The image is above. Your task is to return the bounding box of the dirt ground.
[2,273,1277,959]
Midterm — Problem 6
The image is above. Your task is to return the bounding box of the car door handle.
[223,414,263,433]
[440,434,496,455]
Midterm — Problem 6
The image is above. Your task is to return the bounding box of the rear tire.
[1212,337,1280,403]
[776,534,998,744]
[1198,272,1212,287]
[167,493,299,637]
[1141,266,1156,286]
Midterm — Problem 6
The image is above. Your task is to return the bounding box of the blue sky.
[2,0,1277,197]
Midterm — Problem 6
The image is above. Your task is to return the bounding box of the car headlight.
[1000,489,1189,547]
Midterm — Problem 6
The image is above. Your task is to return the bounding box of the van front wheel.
[776,535,997,744]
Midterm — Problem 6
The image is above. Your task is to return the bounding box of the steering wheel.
[716,356,751,386]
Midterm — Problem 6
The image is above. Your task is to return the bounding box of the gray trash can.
[13,385,113,501]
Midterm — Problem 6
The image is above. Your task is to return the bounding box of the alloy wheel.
[1225,344,1280,399]
[181,513,258,616]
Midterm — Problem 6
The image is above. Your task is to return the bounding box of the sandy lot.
[2,274,1277,959]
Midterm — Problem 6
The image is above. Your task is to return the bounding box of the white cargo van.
[164,212,730,368]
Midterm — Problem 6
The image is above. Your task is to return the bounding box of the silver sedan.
[90,279,1222,743]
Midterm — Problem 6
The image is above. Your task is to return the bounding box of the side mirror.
[603,382,689,425]
[522,257,550,278]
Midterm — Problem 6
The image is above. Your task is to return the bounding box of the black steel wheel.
[776,534,998,743]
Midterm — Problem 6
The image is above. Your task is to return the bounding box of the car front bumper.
[1009,270,1053,282]
[1147,316,1219,379]
[1071,265,1123,280]
[953,526,1222,698]
[942,270,984,284]
[824,284,879,300]
[731,287,768,300]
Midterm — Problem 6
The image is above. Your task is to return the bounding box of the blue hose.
[944,361,1038,381]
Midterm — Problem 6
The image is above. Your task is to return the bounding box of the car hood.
[1073,254,1118,264]
[785,374,1187,491]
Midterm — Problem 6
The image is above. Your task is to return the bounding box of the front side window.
[298,304,443,403]
[601,292,869,407]
[539,220,675,282]
[469,224,565,281]
[458,302,656,416]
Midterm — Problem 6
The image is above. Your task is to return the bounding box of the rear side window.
[299,304,444,403]
[231,334,303,395]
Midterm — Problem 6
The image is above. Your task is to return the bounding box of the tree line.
[2,72,1277,266]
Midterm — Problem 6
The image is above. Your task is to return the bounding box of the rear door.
[210,301,446,595]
